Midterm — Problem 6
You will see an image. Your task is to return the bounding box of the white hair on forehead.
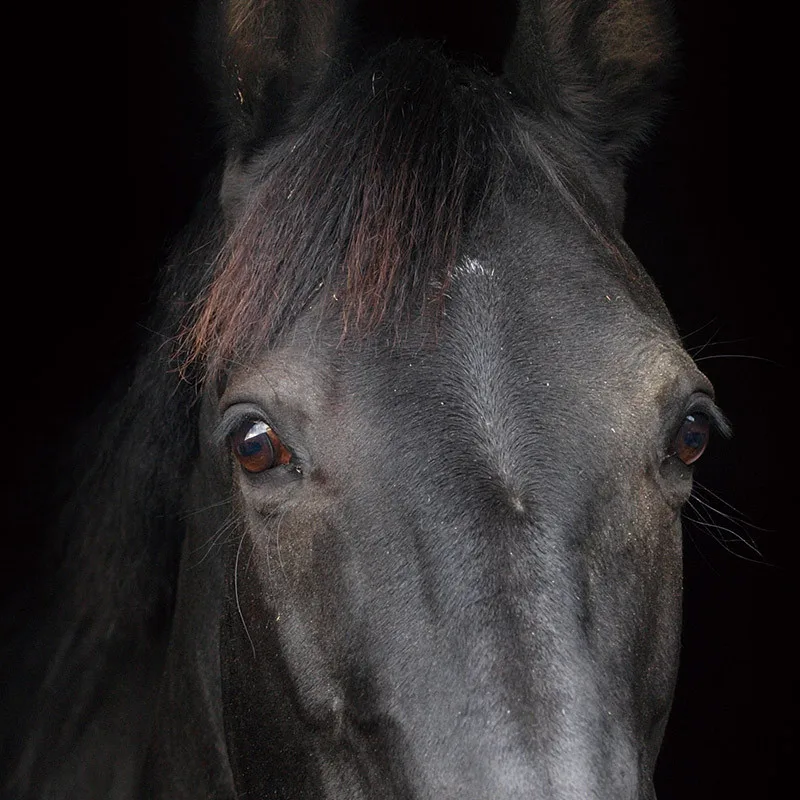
[456,257,495,278]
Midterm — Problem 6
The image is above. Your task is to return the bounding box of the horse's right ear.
[201,0,343,156]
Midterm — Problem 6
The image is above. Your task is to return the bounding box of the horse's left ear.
[503,0,676,166]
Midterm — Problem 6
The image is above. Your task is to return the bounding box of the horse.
[3,1,729,797]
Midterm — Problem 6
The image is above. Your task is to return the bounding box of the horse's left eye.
[670,412,711,465]
[229,419,292,473]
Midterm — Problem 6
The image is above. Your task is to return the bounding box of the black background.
[3,2,791,797]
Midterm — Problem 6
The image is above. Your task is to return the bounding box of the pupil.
[238,438,264,458]
[683,430,704,450]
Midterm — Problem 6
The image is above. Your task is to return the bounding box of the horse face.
[197,184,718,798]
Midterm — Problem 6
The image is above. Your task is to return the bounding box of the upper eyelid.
[684,394,732,438]
[214,404,275,448]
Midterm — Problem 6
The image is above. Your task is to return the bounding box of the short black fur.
[4,3,702,799]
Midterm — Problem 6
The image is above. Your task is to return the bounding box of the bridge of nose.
[309,235,684,788]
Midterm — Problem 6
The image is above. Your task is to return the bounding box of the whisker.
[240,505,290,607]
[683,510,769,566]
[235,529,257,659]
[686,511,763,558]
[180,495,233,521]
[684,496,717,543]
[691,493,768,550]
[686,335,755,356]
[682,520,721,576]
[189,512,241,566]
[693,353,780,366]
[275,506,290,583]
[684,325,722,359]
[683,481,772,565]
[693,481,773,532]
[243,505,285,582]
[680,316,719,345]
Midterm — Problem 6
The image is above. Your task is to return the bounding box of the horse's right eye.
[229,419,291,473]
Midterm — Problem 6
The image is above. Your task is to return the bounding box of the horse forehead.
[227,259,688,414]
[449,252,683,375]
[221,230,690,435]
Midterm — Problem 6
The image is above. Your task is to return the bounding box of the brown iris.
[230,419,292,473]
[671,412,711,465]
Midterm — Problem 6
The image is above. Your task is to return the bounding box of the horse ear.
[205,0,343,154]
[503,0,676,165]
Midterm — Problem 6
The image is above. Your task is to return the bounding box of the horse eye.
[229,419,291,473]
[670,412,711,465]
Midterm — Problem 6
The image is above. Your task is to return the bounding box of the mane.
[0,207,224,791]
[181,42,523,379]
